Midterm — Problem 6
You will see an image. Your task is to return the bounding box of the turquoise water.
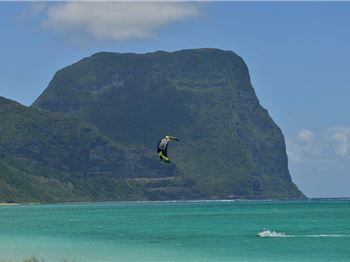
[1,200,350,261]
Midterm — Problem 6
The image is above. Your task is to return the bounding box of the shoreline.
[1,197,350,206]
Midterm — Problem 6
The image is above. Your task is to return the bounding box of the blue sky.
[1,2,349,198]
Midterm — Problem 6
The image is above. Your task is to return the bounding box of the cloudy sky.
[1,2,350,198]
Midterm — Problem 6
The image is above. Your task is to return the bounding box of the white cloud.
[328,126,350,157]
[297,129,314,143]
[287,126,350,198]
[39,2,200,41]
[286,140,303,163]
[287,125,350,164]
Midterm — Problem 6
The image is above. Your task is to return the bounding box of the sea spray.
[257,230,288,237]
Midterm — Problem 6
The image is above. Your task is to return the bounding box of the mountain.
[32,48,304,199]
[0,97,197,202]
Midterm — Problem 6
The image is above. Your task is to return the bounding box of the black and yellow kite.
[157,135,180,163]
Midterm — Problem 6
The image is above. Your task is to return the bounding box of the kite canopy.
[157,135,180,163]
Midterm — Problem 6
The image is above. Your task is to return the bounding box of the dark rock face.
[32,48,304,199]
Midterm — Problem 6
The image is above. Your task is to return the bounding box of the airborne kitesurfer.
[157,135,179,163]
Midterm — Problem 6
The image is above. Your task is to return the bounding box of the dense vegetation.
[0,49,303,202]
[30,48,304,200]
[0,97,197,202]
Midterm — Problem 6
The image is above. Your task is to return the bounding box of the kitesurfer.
[157,135,179,163]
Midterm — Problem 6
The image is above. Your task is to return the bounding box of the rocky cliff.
[32,48,304,199]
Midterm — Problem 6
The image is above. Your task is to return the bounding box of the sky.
[0,1,349,198]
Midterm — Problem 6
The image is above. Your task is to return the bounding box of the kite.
[157,135,180,163]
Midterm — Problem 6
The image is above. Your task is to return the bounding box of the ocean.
[0,200,349,261]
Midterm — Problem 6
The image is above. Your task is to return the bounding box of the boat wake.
[257,230,287,237]
[257,230,350,238]
[302,234,350,238]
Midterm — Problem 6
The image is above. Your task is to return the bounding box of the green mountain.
[0,97,197,202]
[32,48,304,199]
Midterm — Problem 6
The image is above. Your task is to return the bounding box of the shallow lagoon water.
[0,200,350,261]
